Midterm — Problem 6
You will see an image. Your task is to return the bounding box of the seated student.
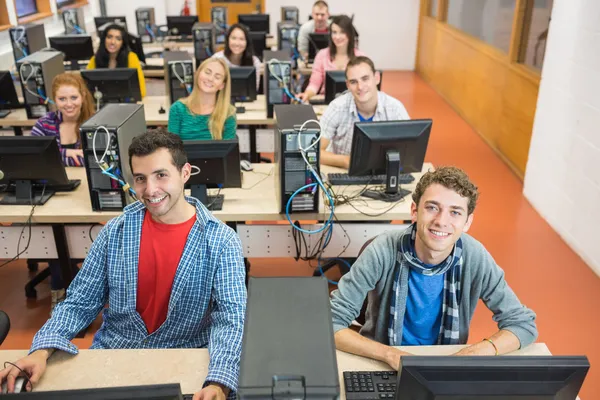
[168,58,236,141]
[298,0,331,60]
[298,15,364,103]
[212,23,262,90]
[319,56,410,169]
[0,129,247,399]
[87,23,146,98]
[330,167,538,369]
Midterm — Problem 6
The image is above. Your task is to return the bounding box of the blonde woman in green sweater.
[168,58,237,140]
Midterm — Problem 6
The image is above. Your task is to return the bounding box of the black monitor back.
[49,34,94,61]
[128,31,146,63]
[397,355,589,399]
[308,32,329,62]
[238,13,270,34]
[94,16,128,33]
[167,16,198,36]
[0,137,69,186]
[81,68,141,103]
[249,31,266,61]
[325,70,384,104]
[184,139,241,189]
[0,71,22,110]
[349,120,432,176]
[7,383,185,399]
[238,277,339,400]
[230,67,257,102]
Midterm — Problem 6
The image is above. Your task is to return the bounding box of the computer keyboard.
[327,173,415,186]
[344,371,397,400]
[33,179,81,192]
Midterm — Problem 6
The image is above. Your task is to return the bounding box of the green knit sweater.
[167,100,237,141]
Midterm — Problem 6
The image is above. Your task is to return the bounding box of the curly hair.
[412,166,479,215]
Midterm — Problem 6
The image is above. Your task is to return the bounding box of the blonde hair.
[51,73,95,142]
[181,58,234,140]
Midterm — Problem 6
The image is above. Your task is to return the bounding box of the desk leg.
[12,126,23,136]
[228,221,250,286]
[52,224,75,287]
[249,126,259,163]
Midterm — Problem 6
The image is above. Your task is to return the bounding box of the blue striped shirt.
[30,197,247,395]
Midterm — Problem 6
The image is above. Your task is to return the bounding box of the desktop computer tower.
[80,104,146,211]
[136,7,155,43]
[9,24,47,65]
[280,6,299,24]
[16,50,64,119]
[211,7,227,44]
[164,51,194,105]
[265,59,293,118]
[277,22,299,63]
[193,22,216,66]
[62,8,86,34]
[273,104,321,213]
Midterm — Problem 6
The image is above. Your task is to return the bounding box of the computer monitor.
[348,120,432,201]
[396,355,589,399]
[0,137,78,205]
[184,139,242,211]
[128,31,146,64]
[0,71,23,115]
[325,70,384,104]
[167,15,198,37]
[9,383,190,399]
[49,34,94,70]
[308,32,329,62]
[81,68,142,105]
[238,14,270,34]
[94,16,128,34]
[248,31,266,61]
[230,67,257,113]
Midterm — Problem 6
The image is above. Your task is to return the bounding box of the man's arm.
[320,138,349,168]
[454,329,521,356]
[205,232,247,398]
[297,22,310,58]
[335,328,411,370]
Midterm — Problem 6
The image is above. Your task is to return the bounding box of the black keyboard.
[344,371,397,400]
[33,179,81,192]
[328,173,415,186]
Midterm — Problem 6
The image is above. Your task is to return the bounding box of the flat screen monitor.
[248,31,266,61]
[184,139,241,211]
[81,68,142,105]
[238,13,270,34]
[230,67,257,111]
[94,16,128,34]
[167,15,198,37]
[308,32,328,63]
[325,70,383,104]
[0,71,23,111]
[49,34,94,70]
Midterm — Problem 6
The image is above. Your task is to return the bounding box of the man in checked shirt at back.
[0,129,247,400]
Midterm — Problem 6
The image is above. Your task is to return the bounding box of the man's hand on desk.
[193,382,229,400]
[384,347,413,371]
[0,349,51,393]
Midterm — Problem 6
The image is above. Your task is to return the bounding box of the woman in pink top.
[298,15,364,102]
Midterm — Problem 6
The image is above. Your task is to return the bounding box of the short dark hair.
[412,166,479,215]
[329,15,356,61]
[128,128,188,172]
[345,56,376,79]
[313,0,329,9]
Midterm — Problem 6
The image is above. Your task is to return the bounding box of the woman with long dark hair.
[87,23,146,97]
[212,23,261,90]
[298,15,364,102]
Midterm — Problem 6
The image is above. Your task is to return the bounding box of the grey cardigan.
[330,229,538,347]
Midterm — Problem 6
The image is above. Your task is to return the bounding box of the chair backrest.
[0,310,10,346]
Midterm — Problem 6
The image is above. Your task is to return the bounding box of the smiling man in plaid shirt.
[0,129,247,399]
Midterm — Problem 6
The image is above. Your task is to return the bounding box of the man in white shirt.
[297,0,331,60]
[320,56,411,169]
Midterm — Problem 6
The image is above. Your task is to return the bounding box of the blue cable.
[284,87,302,103]
[317,257,352,285]
[36,88,54,104]
[285,169,334,234]
[146,24,156,40]
[73,24,84,34]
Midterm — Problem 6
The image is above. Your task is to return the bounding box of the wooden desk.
[0,344,553,396]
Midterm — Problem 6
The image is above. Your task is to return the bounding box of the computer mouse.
[240,160,253,172]
[158,106,166,114]
[1,376,27,394]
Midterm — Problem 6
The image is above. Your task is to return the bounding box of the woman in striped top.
[31,73,95,167]
[168,57,237,141]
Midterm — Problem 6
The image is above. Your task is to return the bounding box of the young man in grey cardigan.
[330,166,537,370]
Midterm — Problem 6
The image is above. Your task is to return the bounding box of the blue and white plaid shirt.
[30,197,247,394]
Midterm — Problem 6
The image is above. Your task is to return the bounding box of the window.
[429,0,438,18]
[519,0,554,70]
[15,0,38,18]
[447,0,517,53]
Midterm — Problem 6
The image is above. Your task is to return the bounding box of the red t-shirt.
[315,28,329,33]
[136,211,196,334]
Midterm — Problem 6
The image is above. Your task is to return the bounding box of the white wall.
[0,0,419,71]
[523,0,600,277]
[265,0,420,70]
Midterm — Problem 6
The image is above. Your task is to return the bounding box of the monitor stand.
[0,180,55,205]
[190,184,225,211]
[361,150,410,203]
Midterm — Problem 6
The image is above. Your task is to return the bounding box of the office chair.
[0,310,10,346]
[25,259,80,299]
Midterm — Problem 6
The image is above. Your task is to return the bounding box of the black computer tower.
[211,7,227,44]
[163,51,194,105]
[265,59,293,118]
[80,104,146,211]
[16,50,64,119]
[238,277,339,400]
[136,7,155,43]
[281,6,299,24]
[274,104,321,213]
[192,22,216,66]
[9,24,47,65]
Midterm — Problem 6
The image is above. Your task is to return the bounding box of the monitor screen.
[230,67,257,102]
[308,33,329,62]
[167,16,198,36]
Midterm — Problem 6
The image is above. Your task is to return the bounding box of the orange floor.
[1,72,599,398]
